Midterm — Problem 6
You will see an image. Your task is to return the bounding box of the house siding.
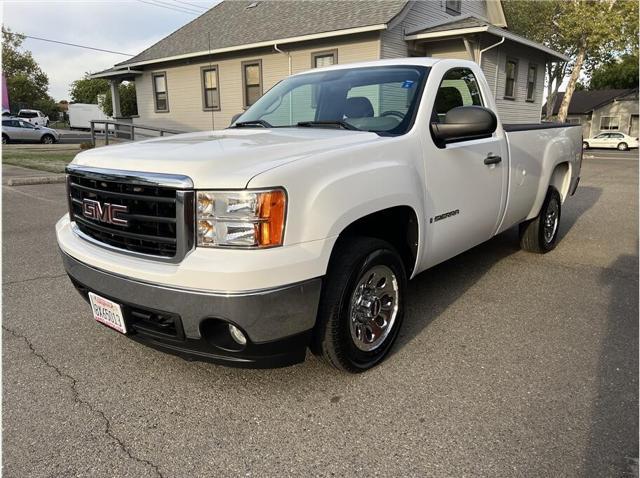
[381,0,489,59]
[589,96,639,137]
[490,43,545,123]
[133,33,380,132]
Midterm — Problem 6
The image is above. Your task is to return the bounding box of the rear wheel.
[312,237,406,373]
[618,142,628,151]
[41,134,55,144]
[519,187,561,253]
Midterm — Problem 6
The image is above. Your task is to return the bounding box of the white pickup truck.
[56,59,582,372]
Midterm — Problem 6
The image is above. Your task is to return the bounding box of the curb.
[6,175,66,186]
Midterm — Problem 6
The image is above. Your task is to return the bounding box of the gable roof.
[544,89,636,115]
[117,0,408,67]
[405,15,569,61]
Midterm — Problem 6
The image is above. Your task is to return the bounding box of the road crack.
[3,325,164,478]
[4,273,69,286]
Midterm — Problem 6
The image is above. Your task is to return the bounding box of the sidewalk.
[2,164,65,185]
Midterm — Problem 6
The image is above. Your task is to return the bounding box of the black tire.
[312,237,406,373]
[41,134,55,144]
[519,187,562,253]
[618,142,628,151]
[2,134,8,144]
[582,141,589,150]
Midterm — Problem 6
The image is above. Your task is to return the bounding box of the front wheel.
[583,141,589,150]
[519,187,562,253]
[2,134,8,144]
[618,142,628,151]
[312,237,406,373]
[41,134,55,144]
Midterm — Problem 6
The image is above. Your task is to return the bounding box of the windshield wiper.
[233,120,273,128]
[297,121,360,131]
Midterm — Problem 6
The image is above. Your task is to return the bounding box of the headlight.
[196,189,286,248]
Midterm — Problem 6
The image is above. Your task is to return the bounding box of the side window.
[152,72,169,112]
[446,0,461,15]
[311,50,337,68]
[201,66,220,111]
[526,64,537,101]
[242,60,262,108]
[433,68,483,122]
[504,58,518,99]
[2,120,10,126]
[20,121,35,129]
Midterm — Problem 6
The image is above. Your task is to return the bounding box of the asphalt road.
[3,151,638,477]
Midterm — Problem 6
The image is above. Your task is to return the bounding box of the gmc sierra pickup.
[56,58,582,372]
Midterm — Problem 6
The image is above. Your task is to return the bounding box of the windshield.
[18,111,37,118]
[235,65,429,136]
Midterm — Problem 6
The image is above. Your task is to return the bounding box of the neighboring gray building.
[544,89,639,139]
[93,0,567,132]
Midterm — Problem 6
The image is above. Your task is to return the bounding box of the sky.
[3,0,221,101]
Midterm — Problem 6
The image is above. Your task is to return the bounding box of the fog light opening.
[228,324,247,345]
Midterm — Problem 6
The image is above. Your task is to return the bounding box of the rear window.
[18,111,38,118]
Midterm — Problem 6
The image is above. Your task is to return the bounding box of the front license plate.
[88,292,127,334]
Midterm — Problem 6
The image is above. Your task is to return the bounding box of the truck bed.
[503,123,582,132]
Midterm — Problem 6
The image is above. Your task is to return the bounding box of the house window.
[152,72,168,112]
[526,64,537,102]
[201,66,220,110]
[446,0,461,15]
[242,60,262,108]
[312,50,337,68]
[504,58,518,99]
[600,116,620,130]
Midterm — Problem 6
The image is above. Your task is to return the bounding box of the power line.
[4,32,134,56]
[147,0,203,14]
[169,0,209,11]
[135,0,201,15]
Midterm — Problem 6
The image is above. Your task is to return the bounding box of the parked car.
[583,132,639,151]
[17,109,49,127]
[2,117,60,144]
[56,58,582,372]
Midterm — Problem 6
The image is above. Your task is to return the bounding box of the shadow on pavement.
[583,252,639,477]
[393,185,602,354]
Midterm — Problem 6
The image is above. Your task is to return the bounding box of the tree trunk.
[545,61,567,121]
[557,45,586,123]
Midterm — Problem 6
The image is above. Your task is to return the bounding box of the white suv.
[17,109,49,127]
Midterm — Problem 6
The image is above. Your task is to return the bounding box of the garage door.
[630,115,639,137]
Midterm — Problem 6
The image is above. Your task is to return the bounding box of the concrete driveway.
[2,151,638,477]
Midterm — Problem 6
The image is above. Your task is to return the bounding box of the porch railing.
[89,120,185,146]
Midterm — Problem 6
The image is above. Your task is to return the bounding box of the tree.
[69,73,110,104]
[100,82,138,117]
[2,27,54,111]
[588,54,639,89]
[504,0,639,122]
[556,0,638,122]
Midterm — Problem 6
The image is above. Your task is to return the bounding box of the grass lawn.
[2,149,77,173]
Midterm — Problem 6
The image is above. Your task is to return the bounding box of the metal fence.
[89,120,184,146]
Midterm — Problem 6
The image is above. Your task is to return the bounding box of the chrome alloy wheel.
[349,264,399,352]
[543,196,559,244]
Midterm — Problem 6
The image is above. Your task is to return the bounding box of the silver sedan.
[2,118,60,144]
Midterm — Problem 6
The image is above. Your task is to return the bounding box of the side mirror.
[431,106,497,145]
[230,112,243,126]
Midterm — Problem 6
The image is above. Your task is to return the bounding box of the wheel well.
[337,206,418,275]
[549,162,571,202]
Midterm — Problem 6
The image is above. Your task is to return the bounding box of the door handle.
[484,154,502,165]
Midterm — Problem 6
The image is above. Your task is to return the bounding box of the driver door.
[422,67,507,267]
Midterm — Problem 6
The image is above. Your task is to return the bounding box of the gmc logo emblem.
[82,198,129,226]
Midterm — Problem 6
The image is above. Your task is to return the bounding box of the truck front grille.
[66,166,194,262]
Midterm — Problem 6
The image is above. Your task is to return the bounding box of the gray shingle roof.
[543,89,636,115]
[406,15,489,35]
[117,0,408,66]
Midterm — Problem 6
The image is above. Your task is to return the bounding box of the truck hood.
[71,128,383,188]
